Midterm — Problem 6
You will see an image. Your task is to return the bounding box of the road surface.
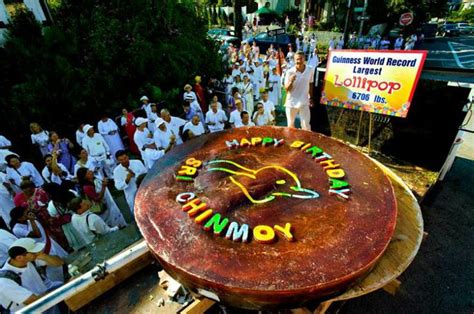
[420,35,474,70]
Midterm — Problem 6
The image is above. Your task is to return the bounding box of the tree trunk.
[233,0,243,40]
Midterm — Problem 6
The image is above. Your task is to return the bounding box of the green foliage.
[448,8,474,23]
[0,0,223,153]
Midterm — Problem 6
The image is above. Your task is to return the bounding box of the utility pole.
[358,0,368,37]
[233,0,243,40]
[342,0,354,48]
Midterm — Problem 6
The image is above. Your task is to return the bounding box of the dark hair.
[44,154,53,162]
[76,167,92,187]
[67,197,83,213]
[240,111,249,119]
[9,206,27,230]
[48,131,58,140]
[181,129,192,142]
[231,87,239,96]
[19,180,35,190]
[8,246,27,259]
[115,150,127,160]
[5,154,19,165]
[43,183,75,206]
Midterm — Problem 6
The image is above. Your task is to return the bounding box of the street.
[420,35,474,70]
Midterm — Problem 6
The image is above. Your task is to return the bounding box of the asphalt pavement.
[420,35,474,70]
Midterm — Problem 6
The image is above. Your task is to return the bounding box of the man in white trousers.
[284,51,315,130]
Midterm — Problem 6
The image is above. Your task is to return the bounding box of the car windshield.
[445,24,456,29]
[256,33,269,40]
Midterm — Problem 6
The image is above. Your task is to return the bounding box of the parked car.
[243,32,296,54]
[207,28,240,47]
[419,23,438,40]
[456,22,474,34]
[438,23,460,37]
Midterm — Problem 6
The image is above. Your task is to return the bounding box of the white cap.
[83,124,94,134]
[9,238,45,253]
[135,117,148,126]
[140,96,149,101]
[155,118,165,127]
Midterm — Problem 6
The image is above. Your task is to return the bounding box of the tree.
[0,0,223,159]
[233,0,243,39]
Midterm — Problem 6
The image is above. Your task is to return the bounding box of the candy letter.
[176,192,195,203]
[203,213,229,235]
[290,140,304,149]
[273,138,285,146]
[176,176,193,182]
[329,179,350,190]
[182,198,208,217]
[274,223,294,242]
[225,222,249,242]
[253,225,275,244]
[185,158,202,168]
[319,159,340,170]
[329,188,352,199]
[225,139,240,149]
[251,137,262,146]
[326,169,346,179]
[178,165,197,176]
[194,209,213,224]
[262,137,274,146]
[315,152,332,162]
[305,145,323,158]
[240,138,251,147]
[301,143,312,151]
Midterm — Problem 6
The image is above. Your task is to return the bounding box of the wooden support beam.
[382,278,401,296]
[314,300,333,314]
[180,297,215,314]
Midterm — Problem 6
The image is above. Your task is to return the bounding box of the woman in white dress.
[9,206,67,282]
[30,122,50,157]
[242,74,254,115]
[76,168,127,228]
[97,116,124,161]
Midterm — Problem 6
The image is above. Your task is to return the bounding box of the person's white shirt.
[113,160,147,212]
[205,109,227,133]
[0,135,15,170]
[75,129,85,147]
[336,39,344,49]
[284,65,315,109]
[163,116,186,145]
[183,91,198,103]
[328,39,335,50]
[6,162,44,191]
[142,103,153,120]
[252,111,273,126]
[0,172,15,225]
[71,210,119,245]
[0,261,49,311]
[262,99,276,118]
[74,158,99,179]
[183,122,205,137]
[82,133,110,160]
[0,230,17,266]
[394,37,404,50]
[229,109,243,126]
[134,129,164,169]
[42,164,73,185]
[153,127,175,150]
[148,111,159,132]
[97,119,124,160]
[235,120,255,128]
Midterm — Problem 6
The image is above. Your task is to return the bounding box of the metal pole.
[342,0,353,48]
[358,0,368,38]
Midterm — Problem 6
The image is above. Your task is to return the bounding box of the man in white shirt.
[284,51,315,130]
[394,34,404,50]
[133,118,164,169]
[205,102,227,133]
[140,96,152,119]
[235,111,255,127]
[5,155,44,193]
[81,124,114,178]
[69,197,119,245]
[0,238,64,312]
[328,37,336,50]
[252,102,273,126]
[0,230,17,266]
[267,68,281,109]
[160,109,186,145]
[336,36,344,49]
[153,119,177,152]
[230,100,244,127]
[183,115,205,139]
[261,90,276,123]
[113,151,147,213]
[148,104,159,133]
